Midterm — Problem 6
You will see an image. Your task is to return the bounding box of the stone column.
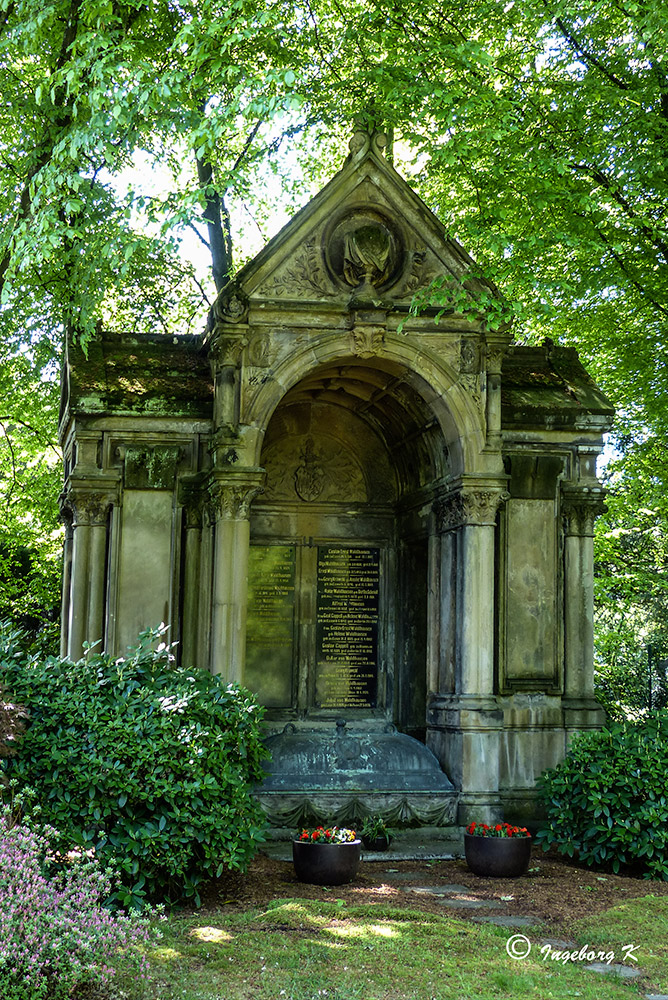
[180,485,204,669]
[484,342,507,452]
[67,490,113,660]
[209,472,264,680]
[428,486,508,824]
[58,496,74,658]
[561,488,607,717]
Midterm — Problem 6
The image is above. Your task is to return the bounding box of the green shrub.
[537,712,668,879]
[0,625,269,906]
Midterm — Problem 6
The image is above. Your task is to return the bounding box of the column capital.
[66,486,117,526]
[561,487,607,537]
[178,479,206,529]
[208,470,265,520]
[434,487,510,531]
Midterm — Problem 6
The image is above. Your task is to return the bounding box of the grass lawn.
[111,894,668,1000]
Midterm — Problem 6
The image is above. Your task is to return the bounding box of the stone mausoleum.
[58,132,614,827]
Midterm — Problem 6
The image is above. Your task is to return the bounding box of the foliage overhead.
[0,0,666,694]
[0,625,269,908]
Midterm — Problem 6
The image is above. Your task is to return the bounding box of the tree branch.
[553,13,631,91]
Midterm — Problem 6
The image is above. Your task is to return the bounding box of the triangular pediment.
[210,133,501,323]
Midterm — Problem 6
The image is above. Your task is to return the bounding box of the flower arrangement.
[297,826,357,843]
[466,821,530,838]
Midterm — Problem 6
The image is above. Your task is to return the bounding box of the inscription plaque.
[245,545,296,707]
[315,546,379,709]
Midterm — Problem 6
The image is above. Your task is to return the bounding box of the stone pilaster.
[58,494,74,658]
[561,487,607,720]
[208,470,264,680]
[428,486,509,824]
[179,481,205,669]
[484,341,508,451]
[66,487,117,659]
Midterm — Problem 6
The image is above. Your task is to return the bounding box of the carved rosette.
[67,490,114,527]
[561,491,607,537]
[435,489,509,531]
[209,476,265,520]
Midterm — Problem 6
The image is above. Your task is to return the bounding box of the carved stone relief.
[460,339,479,373]
[350,325,385,358]
[263,433,367,504]
[435,489,509,530]
[459,373,484,415]
[67,490,114,526]
[209,479,265,520]
[400,248,444,298]
[325,208,403,292]
[124,445,184,489]
[257,239,334,299]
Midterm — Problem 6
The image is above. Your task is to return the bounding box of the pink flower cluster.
[0,811,158,998]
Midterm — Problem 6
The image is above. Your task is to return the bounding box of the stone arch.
[245,337,487,480]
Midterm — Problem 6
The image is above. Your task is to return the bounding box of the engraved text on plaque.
[315,546,379,709]
[245,545,296,707]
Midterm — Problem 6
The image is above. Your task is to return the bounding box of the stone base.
[254,790,458,829]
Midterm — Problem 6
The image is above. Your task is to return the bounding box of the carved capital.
[58,491,74,527]
[67,490,113,526]
[209,473,265,520]
[485,342,509,373]
[178,481,205,529]
[435,489,509,530]
[211,333,248,366]
[561,489,607,537]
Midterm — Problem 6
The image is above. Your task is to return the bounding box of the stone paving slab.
[435,897,506,910]
[473,915,538,927]
[404,884,471,895]
[584,962,641,979]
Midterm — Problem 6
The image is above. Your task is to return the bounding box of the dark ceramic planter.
[464,833,532,877]
[362,834,391,852]
[292,840,362,885]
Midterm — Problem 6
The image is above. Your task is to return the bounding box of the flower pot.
[464,833,532,877]
[292,839,362,885]
[362,834,391,852]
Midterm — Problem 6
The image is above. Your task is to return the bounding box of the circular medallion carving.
[325,208,403,292]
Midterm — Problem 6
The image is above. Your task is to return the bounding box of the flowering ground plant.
[0,808,159,999]
[466,821,530,838]
[297,826,357,843]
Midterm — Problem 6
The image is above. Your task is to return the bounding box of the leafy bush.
[537,712,668,879]
[0,809,156,999]
[0,625,269,906]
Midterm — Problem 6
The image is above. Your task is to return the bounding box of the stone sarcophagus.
[59,131,614,826]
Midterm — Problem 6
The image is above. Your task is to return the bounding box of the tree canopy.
[0,0,666,704]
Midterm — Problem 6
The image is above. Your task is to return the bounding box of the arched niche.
[245,359,451,739]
